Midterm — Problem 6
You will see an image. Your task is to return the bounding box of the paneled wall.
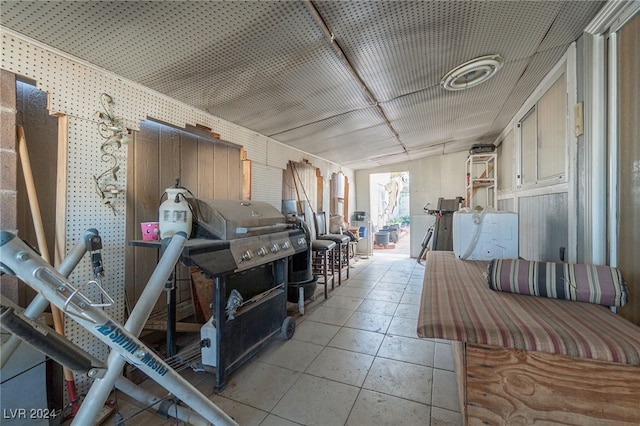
[355,151,467,258]
[616,11,640,325]
[125,120,242,311]
[518,193,569,262]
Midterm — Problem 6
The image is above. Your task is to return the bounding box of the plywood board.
[452,341,467,423]
[190,268,213,321]
[465,343,640,425]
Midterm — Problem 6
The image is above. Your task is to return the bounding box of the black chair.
[301,214,335,299]
[314,212,350,286]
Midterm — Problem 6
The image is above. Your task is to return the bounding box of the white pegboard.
[239,130,269,164]
[1,28,352,400]
[64,117,129,398]
[266,139,295,170]
[251,163,285,210]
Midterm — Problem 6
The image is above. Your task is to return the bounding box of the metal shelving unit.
[465,153,497,209]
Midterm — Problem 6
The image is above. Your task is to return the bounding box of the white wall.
[355,150,467,257]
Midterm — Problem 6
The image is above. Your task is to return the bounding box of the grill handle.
[235,223,289,234]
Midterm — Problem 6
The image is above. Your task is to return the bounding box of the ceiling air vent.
[441,54,503,91]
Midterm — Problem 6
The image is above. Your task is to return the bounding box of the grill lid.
[194,199,287,240]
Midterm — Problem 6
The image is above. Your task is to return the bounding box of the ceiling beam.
[303,0,409,157]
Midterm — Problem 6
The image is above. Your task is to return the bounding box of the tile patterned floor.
[111,251,462,425]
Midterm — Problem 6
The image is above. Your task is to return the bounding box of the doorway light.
[441,55,504,91]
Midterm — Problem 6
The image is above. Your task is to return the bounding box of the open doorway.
[369,172,410,255]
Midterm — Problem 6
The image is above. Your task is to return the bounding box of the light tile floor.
[108,251,462,425]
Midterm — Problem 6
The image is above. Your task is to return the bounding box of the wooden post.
[17,125,79,413]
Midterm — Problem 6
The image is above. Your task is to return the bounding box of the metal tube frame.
[0,231,237,426]
[0,228,101,368]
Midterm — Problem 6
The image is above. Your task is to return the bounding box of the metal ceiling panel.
[273,107,399,161]
[490,45,569,134]
[274,107,387,142]
[381,55,529,149]
[537,1,607,53]
[0,1,371,136]
[314,1,564,102]
[0,1,607,170]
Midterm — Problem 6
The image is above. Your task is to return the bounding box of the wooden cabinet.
[465,153,497,209]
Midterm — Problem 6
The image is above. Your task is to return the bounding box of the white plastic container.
[200,317,217,367]
[158,187,192,239]
[453,210,518,260]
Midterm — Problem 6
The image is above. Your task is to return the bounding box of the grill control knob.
[270,244,279,253]
[241,250,252,261]
[281,241,291,249]
[257,247,268,257]
[297,237,306,246]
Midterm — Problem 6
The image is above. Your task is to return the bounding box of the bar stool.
[314,212,350,286]
[311,239,336,299]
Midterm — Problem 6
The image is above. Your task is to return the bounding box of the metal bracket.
[63,279,114,313]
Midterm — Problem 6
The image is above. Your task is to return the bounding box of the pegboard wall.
[1,29,353,397]
[63,117,129,397]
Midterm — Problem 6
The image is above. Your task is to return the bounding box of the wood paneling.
[180,132,199,193]
[617,12,640,326]
[126,120,243,313]
[464,343,640,425]
[131,122,160,304]
[213,144,229,198]
[14,82,59,306]
[197,139,215,199]
[159,126,181,191]
[227,147,242,199]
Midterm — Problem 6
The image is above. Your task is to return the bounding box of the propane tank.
[158,180,193,240]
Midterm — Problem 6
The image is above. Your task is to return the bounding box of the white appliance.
[453,210,518,260]
[200,316,217,367]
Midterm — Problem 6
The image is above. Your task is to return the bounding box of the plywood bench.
[417,251,640,425]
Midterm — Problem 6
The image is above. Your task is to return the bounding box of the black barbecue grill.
[131,199,311,390]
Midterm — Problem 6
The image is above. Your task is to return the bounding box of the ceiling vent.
[441,54,504,91]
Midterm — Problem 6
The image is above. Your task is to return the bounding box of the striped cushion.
[417,252,640,364]
[487,259,628,307]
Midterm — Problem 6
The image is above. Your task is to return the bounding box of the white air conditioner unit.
[453,210,518,260]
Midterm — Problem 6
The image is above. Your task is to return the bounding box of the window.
[497,129,514,191]
[537,76,567,179]
[520,108,537,184]
[518,74,567,185]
